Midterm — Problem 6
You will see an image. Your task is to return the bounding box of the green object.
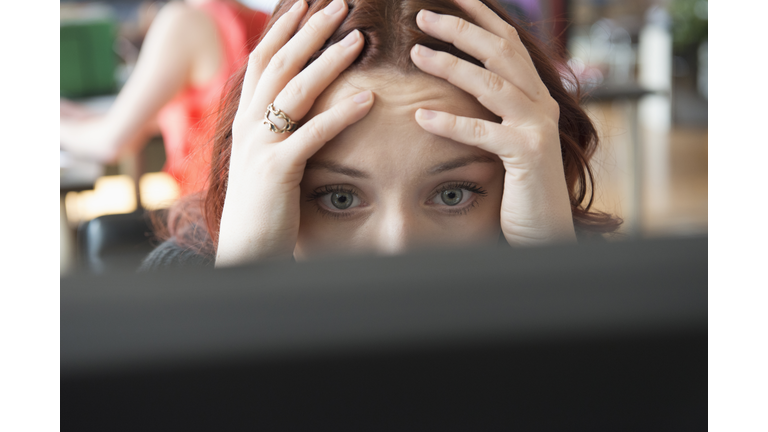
[60,19,117,98]
[668,0,708,52]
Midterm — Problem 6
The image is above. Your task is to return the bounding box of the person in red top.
[61,0,270,196]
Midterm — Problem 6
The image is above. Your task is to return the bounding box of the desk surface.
[60,151,104,193]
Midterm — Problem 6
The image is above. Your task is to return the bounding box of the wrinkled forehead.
[305,69,498,175]
[307,68,494,122]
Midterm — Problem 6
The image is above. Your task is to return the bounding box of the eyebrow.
[304,160,370,179]
[427,155,498,175]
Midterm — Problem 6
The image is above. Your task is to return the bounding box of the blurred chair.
[77,211,157,273]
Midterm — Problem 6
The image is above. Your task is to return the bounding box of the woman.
[141,0,620,270]
[60,0,269,196]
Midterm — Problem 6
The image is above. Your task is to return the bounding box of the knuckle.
[316,49,337,69]
[302,19,323,38]
[447,114,459,131]
[284,80,306,100]
[471,120,487,140]
[446,54,463,75]
[266,52,287,75]
[334,101,355,123]
[306,120,328,142]
[505,25,520,41]
[248,49,267,70]
[497,39,516,58]
[482,71,506,93]
[453,17,472,35]
[468,2,486,18]
[484,55,503,72]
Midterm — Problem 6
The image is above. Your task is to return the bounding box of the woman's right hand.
[215,0,373,267]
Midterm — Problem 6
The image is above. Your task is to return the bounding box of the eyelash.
[306,185,362,220]
[306,181,488,219]
[430,181,488,215]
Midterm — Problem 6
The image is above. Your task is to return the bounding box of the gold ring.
[263,103,298,134]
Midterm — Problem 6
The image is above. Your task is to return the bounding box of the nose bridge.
[375,201,419,255]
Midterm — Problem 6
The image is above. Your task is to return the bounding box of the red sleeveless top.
[157,0,269,196]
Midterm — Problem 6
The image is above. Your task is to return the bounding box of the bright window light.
[64,175,137,225]
[139,172,180,210]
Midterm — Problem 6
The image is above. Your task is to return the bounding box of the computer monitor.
[61,236,706,430]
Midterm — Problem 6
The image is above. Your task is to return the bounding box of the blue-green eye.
[440,189,463,206]
[431,187,472,207]
[330,192,354,209]
[319,190,361,211]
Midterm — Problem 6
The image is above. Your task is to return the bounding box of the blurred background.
[59,0,707,274]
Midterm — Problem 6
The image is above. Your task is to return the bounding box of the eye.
[430,187,473,206]
[440,189,463,206]
[330,192,354,209]
[320,190,361,211]
[427,182,487,212]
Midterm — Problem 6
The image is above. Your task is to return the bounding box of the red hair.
[162,0,621,254]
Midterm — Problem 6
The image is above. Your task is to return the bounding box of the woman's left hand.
[410,0,576,246]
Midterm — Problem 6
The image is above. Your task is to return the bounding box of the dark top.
[137,237,214,272]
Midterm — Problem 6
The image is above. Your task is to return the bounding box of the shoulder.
[143,1,223,85]
[155,1,210,23]
[150,1,217,43]
[138,237,214,272]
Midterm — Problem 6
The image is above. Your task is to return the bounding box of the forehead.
[305,70,499,179]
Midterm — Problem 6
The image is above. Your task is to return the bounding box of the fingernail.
[289,0,303,13]
[418,109,436,120]
[416,44,436,57]
[324,0,344,15]
[420,10,439,23]
[340,30,359,47]
[353,91,371,104]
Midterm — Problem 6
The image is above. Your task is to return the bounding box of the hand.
[410,0,576,246]
[215,0,373,266]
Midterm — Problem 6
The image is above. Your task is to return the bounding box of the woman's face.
[295,70,505,260]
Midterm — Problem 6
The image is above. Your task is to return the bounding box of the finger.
[284,91,374,162]
[240,0,307,111]
[249,0,348,118]
[452,0,536,68]
[270,29,364,126]
[415,108,516,158]
[410,44,534,122]
[415,10,547,102]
